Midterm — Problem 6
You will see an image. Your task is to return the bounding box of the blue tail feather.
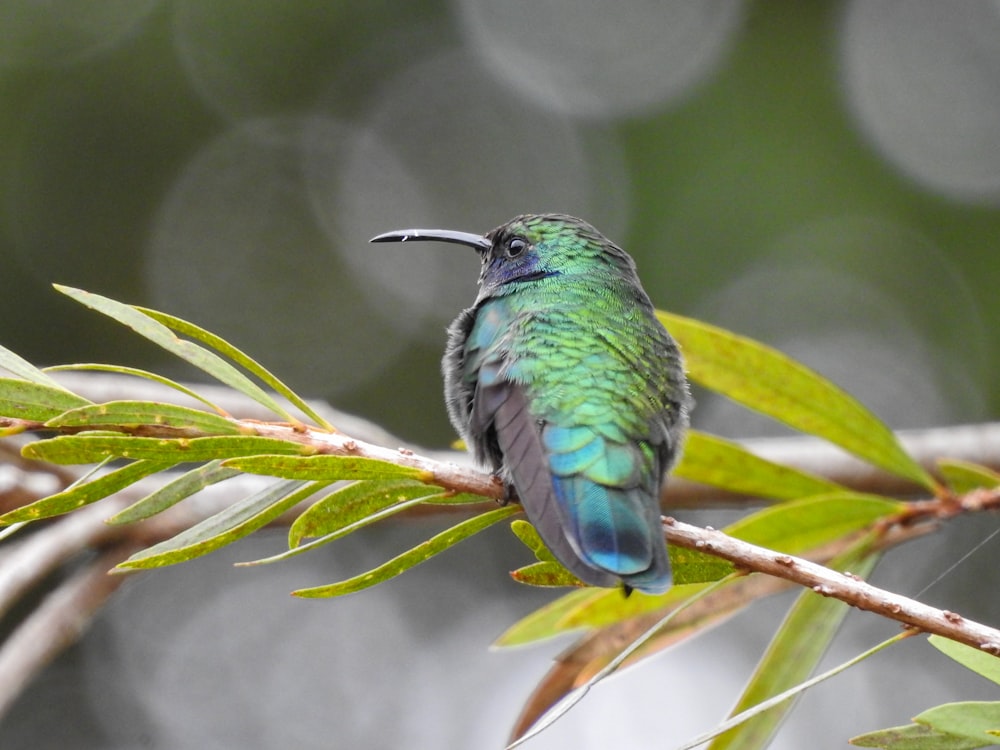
[552,476,653,577]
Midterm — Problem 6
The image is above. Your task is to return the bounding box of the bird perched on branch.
[372,214,690,594]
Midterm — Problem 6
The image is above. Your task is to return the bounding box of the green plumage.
[372,214,690,594]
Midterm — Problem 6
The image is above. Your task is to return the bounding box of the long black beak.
[369,228,491,251]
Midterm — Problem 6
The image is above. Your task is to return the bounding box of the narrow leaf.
[938,460,1000,493]
[558,580,725,632]
[511,561,583,587]
[915,703,1000,744]
[677,632,911,750]
[511,519,557,562]
[660,312,936,490]
[507,519,732,588]
[0,459,174,524]
[23,434,312,464]
[502,576,799,741]
[239,486,449,566]
[225,454,428,482]
[0,343,67,388]
[117,479,323,570]
[288,479,441,547]
[494,589,605,647]
[930,635,1000,686]
[851,722,995,749]
[508,576,736,749]
[502,494,897,642]
[0,378,93,421]
[293,505,520,597]
[422,491,496,505]
[138,307,332,430]
[54,285,295,421]
[708,546,880,750]
[45,363,227,414]
[671,542,737,584]
[107,460,241,525]
[676,430,844,500]
[46,401,244,435]
[726,492,903,555]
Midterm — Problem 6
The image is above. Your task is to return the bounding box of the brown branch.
[663,514,1000,655]
[32,372,1000,503]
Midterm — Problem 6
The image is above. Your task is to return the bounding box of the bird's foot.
[493,475,519,507]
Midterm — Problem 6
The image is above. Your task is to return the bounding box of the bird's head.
[371,214,637,299]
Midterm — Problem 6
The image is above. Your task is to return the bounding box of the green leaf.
[510,561,583,587]
[117,479,324,570]
[107,460,241,525]
[241,482,474,567]
[288,479,440,547]
[670,542,736,584]
[507,517,732,588]
[46,401,244,435]
[225,454,428,482]
[726,492,903,555]
[676,430,844,500]
[0,459,174,524]
[660,312,936,490]
[45,363,227,414]
[293,504,520,597]
[915,703,1000,744]
[500,494,898,643]
[0,377,93,421]
[851,722,996,749]
[54,285,296,422]
[23,434,313,464]
[0,343,68,389]
[709,546,880,750]
[510,519,557,562]
[494,589,605,647]
[508,576,738,750]
[938,460,1000,493]
[929,636,1000,687]
[497,577,737,646]
[422,492,496,505]
[500,495,895,640]
[678,631,910,750]
[137,307,332,430]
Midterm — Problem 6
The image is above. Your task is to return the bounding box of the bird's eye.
[506,238,527,258]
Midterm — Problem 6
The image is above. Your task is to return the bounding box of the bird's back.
[453,272,686,593]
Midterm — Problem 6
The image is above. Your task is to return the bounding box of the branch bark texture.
[663,516,1000,656]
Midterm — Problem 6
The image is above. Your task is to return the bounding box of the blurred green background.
[2,2,1000,748]
[2,0,998,446]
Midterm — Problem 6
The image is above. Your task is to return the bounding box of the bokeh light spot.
[456,0,745,118]
[0,0,161,68]
[313,49,630,328]
[145,115,407,397]
[692,216,987,436]
[839,0,1000,203]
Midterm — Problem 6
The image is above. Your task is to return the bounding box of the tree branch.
[41,372,1000,502]
[663,511,1000,655]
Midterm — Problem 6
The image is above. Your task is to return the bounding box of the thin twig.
[31,372,1000,502]
[662,515,1000,655]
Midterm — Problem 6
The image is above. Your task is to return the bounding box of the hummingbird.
[371,214,690,594]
